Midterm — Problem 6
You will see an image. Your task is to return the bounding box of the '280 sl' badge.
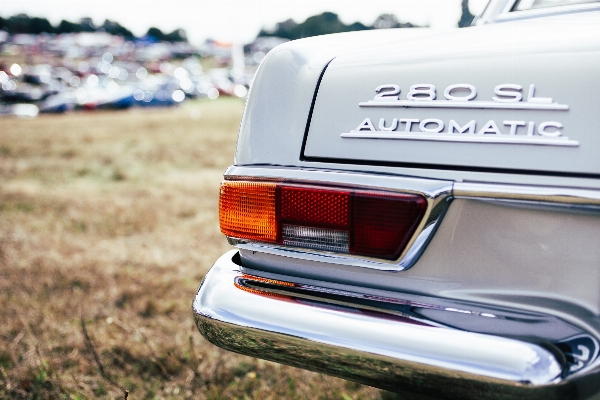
[341,83,578,147]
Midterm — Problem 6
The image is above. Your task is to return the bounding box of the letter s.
[492,84,522,103]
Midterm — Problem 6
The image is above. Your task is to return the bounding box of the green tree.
[56,19,82,34]
[3,14,54,34]
[102,20,134,38]
[258,11,418,40]
[146,27,187,42]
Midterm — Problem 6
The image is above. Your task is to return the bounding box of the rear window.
[513,0,600,11]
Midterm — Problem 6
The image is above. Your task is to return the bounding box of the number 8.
[407,84,436,101]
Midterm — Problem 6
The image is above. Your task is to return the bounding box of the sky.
[0,0,489,45]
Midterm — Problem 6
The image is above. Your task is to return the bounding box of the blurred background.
[0,1,485,399]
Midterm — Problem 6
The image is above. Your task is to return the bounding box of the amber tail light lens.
[219,181,427,260]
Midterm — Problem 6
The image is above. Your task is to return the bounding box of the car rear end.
[193,6,600,399]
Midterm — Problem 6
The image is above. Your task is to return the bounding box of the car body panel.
[236,28,436,167]
[304,12,600,175]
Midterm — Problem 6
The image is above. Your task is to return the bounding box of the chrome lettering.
[448,120,476,134]
[538,121,563,137]
[503,120,526,135]
[444,84,476,102]
[420,119,444,133]
[355,118,376,131]
[407,84,436,101]
[379,118,398,131]
[477,120,501,135]
[374,84,400,101]
[493,84,522,103]
[527,84,553,104]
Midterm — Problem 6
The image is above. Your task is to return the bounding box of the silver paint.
[304,12,600,174]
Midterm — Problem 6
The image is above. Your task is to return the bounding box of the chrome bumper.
[193,251,575,398]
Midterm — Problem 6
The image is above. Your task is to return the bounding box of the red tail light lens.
[219,181,427,260]
[351,191,426,258]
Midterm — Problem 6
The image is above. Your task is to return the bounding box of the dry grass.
[0,99,394,399]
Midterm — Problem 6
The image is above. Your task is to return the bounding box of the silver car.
[193,1,600,398]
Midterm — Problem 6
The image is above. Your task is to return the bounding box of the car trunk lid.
[303,12,600,176]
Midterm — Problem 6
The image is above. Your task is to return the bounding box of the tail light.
[219,181,427,260]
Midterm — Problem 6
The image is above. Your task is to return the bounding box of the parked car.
[193,1,600,398]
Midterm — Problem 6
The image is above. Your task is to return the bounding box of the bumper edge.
[193,250,570,398]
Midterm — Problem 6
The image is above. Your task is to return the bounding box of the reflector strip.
[280,186,350,228]
[282,224,349,253]
[239,274,296,287]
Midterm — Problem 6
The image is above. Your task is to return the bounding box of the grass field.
[0,99,394,399]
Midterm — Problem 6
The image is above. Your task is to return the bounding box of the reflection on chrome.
[192,251,599,397]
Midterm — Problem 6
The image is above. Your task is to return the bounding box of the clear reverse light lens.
[282,224,349,253]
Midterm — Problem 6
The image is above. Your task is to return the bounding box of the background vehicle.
[194,1,600,398]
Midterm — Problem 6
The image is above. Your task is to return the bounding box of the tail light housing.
[219,181,427,260]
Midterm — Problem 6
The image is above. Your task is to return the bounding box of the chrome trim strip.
[497,2,600,21]
[359,100,569,111]
[341,132,579,147]
[222,166,453,271]
[224,166,452,198]
[501,0,519,13]
[454,182,600,207]
[194,251,564,392]
[475,0,513,25]
[223,167,600,272]
[477,0,600,24]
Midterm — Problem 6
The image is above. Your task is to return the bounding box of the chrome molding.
[223,166,453,272]
[341,132,579,147]
[223,167,600,271]
[194,251,567,396]
[359,100,569,111]
[476,0,600,24]
[454,182,600,208]
[497,2,600,21]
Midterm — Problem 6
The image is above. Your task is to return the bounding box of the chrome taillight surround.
[222,166,454,271]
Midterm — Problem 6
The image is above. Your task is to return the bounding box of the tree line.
[0,14,187,42]
[257,12,419,40]
[258,4,475,41]
[1,2,476,44]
